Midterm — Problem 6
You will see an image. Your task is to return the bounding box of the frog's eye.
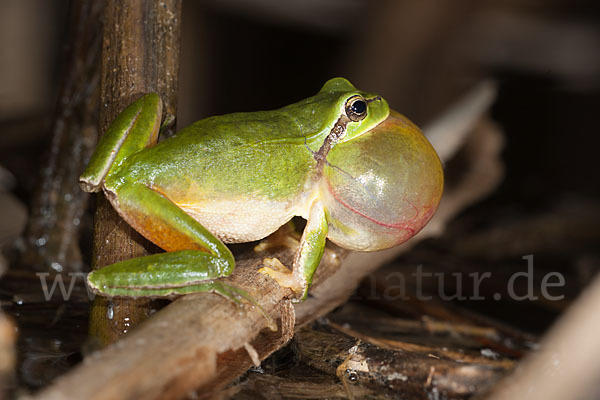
[345,95,367,122]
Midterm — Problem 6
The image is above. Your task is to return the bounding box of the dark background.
[0,0,599,394]
[1,0,598,214]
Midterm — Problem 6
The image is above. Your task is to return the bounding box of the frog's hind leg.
[88,182,236,296]
[89,258,277,331]
[88,250,231,296]
[80,94,162,192]
[86,187,274,325]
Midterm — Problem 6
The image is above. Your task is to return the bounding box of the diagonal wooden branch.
[34,83,501,400]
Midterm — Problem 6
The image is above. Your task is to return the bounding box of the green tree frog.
[81,78,443,301]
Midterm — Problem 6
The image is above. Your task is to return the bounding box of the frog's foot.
[181,280,277,331]
[258,258,303,296]
[254,223,300,253]
[91,276,277,331]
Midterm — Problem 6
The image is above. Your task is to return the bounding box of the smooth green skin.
[81,78,392,301]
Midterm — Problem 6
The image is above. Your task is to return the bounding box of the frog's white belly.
[177,198,297,243]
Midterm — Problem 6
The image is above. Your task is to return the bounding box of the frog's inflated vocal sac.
[81,77,443,301]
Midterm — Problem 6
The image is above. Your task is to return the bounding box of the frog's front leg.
[259,201,328,301]
[80,93,162,193]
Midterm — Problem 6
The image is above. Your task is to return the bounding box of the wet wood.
[33,83,503,400]
[305,323,511,399]
[231,300,522,399]
[88,0,182,345]
[36,249,296,400]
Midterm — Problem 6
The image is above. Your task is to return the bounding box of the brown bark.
[88,0,182,345]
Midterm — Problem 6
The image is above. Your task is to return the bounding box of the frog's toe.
[211,281,277,331]
[209,281,246,306]
[260,257,289,273]
[259,258,303,295]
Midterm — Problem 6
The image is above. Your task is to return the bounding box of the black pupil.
[351,99,367,115]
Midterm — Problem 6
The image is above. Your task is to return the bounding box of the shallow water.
[0,270,89,393]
